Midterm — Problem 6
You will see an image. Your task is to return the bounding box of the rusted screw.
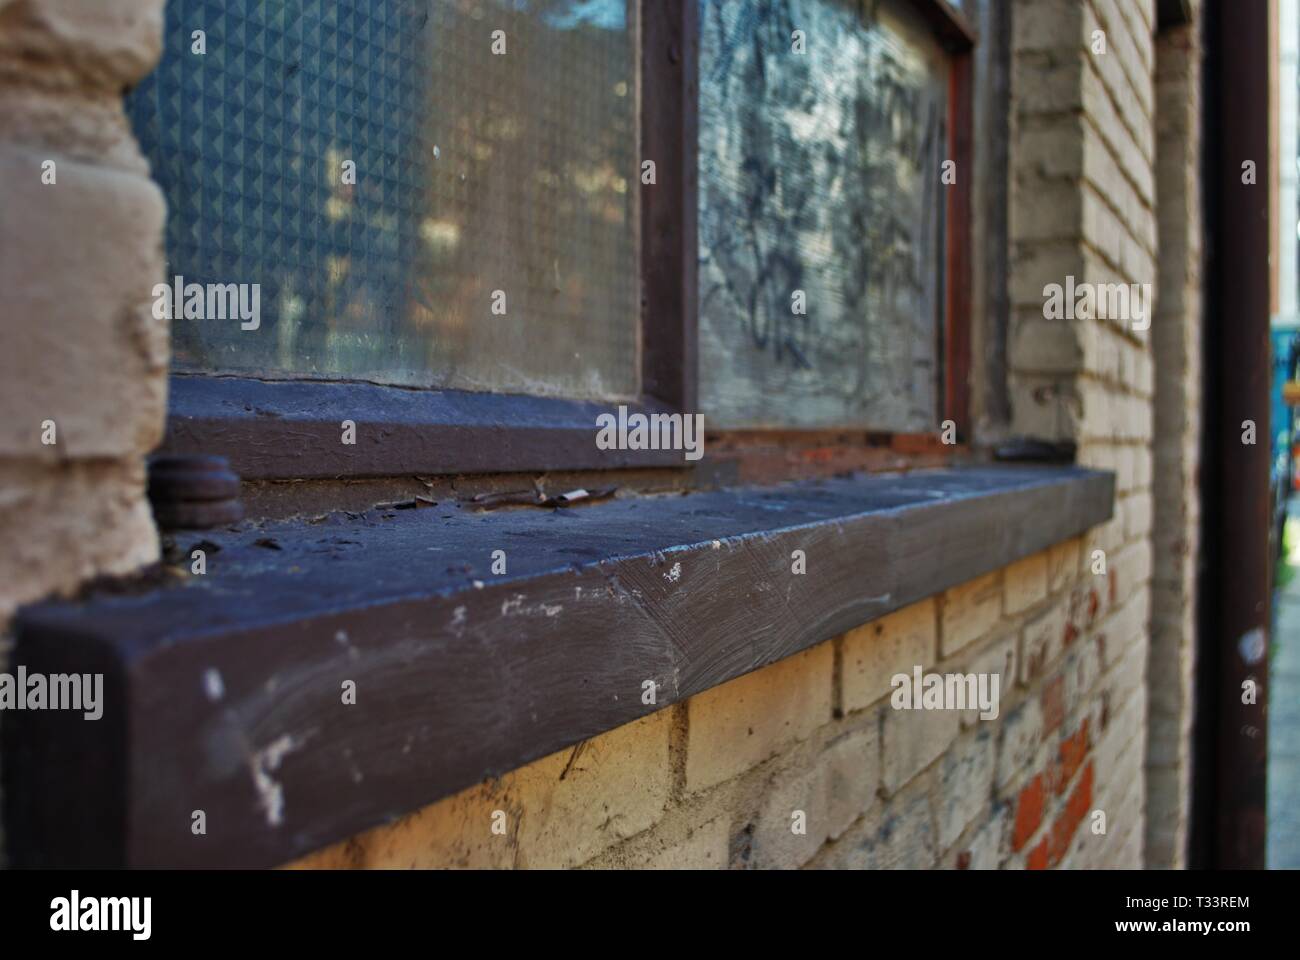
[148,455,244,530]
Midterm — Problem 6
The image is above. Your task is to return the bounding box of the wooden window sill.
[4,464,1113,867]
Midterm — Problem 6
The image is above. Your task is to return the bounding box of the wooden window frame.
[159,0,975,483]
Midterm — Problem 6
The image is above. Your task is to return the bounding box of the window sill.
[163,373,688,479]
[4,464,1113,867]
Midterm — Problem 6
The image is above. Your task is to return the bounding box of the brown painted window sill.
[4,465,1113,868]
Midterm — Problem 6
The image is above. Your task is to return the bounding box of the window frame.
[158,0,975,482]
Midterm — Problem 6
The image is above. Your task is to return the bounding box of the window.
[127,0,640,399]
[698,0,951,430]
[124,0,971,480]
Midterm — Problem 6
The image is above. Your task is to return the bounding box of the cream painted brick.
[937,727,996,849]
[685,643,833,792]
[1098,0,1155,74]
[1062,634,1105,722]
[1082,127,1156,254]
[752,766,829,869]
[1047,538,1082,593]
[1084,0,1155,123]
[862,789,938,868]
[1013,0,1085,53]
[1081,189,1149,286]
[290,712,673,869]
[1012,178,1085,243]
[0,150,168,460]
[1081,64,1156,203]
[1110,540,1153,609]
[1078,513,1123,571]
[1110,445,1136,491]
[1013,53,1086,115]
[289,777,518,869]
[1008,243,1088,309]
[952,802,1010,869]
[1019,595,1070,683]
[1004,551,1049,614]
[1094,726,1143,821]
[753,727,878,868]
[841,599,937,712]
[1084,320,1126,383]
[881,701,959,795]
[803,784,938,870]
[513,712,673,868]
[0,460,158,618]
[1080,379,1153,443]
[824,727,881,838]
[1017,117,1086,180]
[1009,316,1084,376]
[1122,490,1153,541]
[1129,344,1155,397]
[1008,373,1081,442]
[1092,647,1147,754]
[1102,589,1150,671]
[1083,48,1153,169]
[958,633,1018,728]
[0,86,154,175]
[940,572,1002,656]
[0,0,165,89]
[996,697,1044,790]
[1088,0,1155,117]
[641,816,730,870]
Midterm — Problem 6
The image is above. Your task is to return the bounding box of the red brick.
[1026,837,1050,870]
[1012,773,1046,851]
[1048,762,1094,866]
[1056,719,1090,794]
[1041,675,1065,735]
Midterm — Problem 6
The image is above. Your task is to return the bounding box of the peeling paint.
[249,733,300,828]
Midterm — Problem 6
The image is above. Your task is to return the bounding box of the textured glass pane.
[698,0,948,429]
[126,0,639,399]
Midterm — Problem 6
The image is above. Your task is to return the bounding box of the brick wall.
[1007,0,1160,867]
[0,0,1193,872]
[0,0,169,862]
[286,0,1177,872]
[291,539,1145,869]
[0,0,168,618]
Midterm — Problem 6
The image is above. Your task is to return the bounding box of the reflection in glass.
[698,0,948,429]
[127,0,639,399]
